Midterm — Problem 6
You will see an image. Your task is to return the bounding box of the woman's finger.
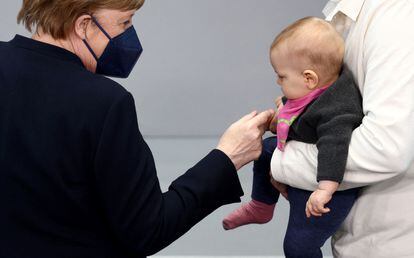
[250,109,275,129]
[238,110,258,123]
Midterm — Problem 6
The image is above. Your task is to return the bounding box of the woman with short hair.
[0,1,274,257]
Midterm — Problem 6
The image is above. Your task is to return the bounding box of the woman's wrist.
[216,146,242,171]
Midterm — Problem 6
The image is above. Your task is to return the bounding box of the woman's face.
[85,9,136,59]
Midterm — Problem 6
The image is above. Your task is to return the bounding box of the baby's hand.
[305,189,332,218]
[305,180,339,218]
[275,96,284,110]
[269,113,278,134]
[269,96,285,134]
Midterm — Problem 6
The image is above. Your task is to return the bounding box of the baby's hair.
[271,17,344,82]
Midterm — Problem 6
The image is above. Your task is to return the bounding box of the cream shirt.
[270,0,414,257]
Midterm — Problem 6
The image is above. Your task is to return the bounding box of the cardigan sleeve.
[315,84,363,182]
[93,92,243,256]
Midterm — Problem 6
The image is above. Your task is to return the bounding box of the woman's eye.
[123,20,131,26]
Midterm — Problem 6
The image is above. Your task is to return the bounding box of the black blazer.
[0,35,243,258]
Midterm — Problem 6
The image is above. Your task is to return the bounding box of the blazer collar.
[10,35,85,68]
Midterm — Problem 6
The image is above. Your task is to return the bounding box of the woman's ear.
[74,14,93,40]
[303,70,319,90]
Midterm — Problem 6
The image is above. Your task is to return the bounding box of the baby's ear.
[303,70,319,90]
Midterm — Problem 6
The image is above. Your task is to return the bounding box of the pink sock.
[222,200,276,230]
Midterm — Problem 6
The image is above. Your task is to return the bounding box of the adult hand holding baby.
[270,176,288,200]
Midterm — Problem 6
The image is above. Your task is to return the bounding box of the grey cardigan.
[284,67,363,183]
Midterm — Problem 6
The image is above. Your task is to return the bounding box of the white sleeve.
[271,2,414,191]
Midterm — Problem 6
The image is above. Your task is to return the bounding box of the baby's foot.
[222,200,276,230]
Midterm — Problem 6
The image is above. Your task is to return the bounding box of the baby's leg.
[283,187,360,258]
[251,137,280,204]
[223,137,280,230]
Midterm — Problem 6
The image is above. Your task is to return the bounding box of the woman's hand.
[217,109,275,171]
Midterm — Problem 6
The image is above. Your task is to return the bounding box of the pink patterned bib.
[276,85,330,151]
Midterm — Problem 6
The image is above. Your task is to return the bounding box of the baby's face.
[270,48,314,100]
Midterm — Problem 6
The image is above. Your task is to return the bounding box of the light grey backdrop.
[0,0,327,137]
[1,0,332,256]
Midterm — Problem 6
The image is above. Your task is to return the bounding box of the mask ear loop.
[83,39,98,61]
[90,16,112,41]
[82,15,112,61]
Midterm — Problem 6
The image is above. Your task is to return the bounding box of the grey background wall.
[1,0,332,256]
[1,0,328,137]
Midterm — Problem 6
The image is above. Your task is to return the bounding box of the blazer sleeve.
[93,92,243,256]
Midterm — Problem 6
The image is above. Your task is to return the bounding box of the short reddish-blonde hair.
[17,0,145,39]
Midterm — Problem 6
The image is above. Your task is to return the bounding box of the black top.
[0,35,243,258]
[284,67,364,183]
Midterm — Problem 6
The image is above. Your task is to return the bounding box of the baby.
[223,17,363,257]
